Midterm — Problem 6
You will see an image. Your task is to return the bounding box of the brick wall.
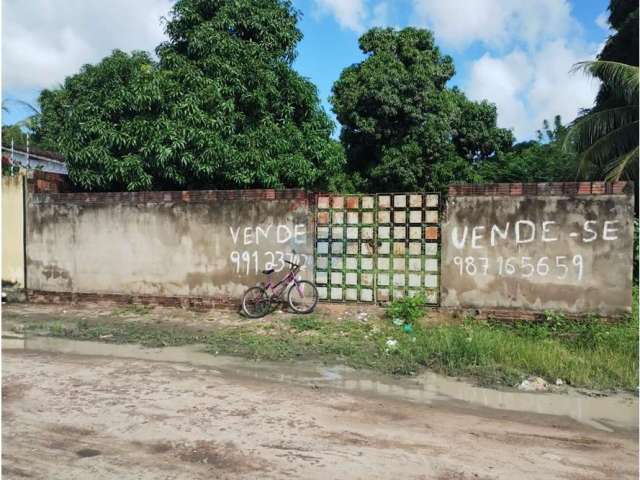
[448,181,632,197]
[30,188,311,205]
[26,289,235,311]
[29,171,71,194]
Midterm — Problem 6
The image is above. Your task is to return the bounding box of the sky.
[2,0,611,141]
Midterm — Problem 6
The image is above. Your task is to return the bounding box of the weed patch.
[21,288,639,391]
[386,295,425,326]
[289,315,323,332]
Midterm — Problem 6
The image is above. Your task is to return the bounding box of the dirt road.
[3,349,637,480]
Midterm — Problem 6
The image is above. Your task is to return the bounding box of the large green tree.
[564,0,638,183]
[36,0,344,192]
[330,27,513,192]
[596,0,638,103]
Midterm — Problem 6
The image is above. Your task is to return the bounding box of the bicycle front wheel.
[241,286,270,318]
[288,280,318,314]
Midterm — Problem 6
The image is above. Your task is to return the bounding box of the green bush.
[386,294,426,325]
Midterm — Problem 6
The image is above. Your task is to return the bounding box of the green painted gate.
[314,193,440,304]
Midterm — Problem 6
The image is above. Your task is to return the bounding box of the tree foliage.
[330,27,513,192]
[479,116,580,183]
[597,0,638,95]
[2,99,44,149]
[2,124,29,149]
[36,0,344,192]
[565,61,638,181]
[565,0,639,185]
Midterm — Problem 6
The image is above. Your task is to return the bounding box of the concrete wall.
[2,174,25,287]
[27,190,313,301]
[441,182,635,315]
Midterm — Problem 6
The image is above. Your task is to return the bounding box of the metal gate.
[314,193,440,304]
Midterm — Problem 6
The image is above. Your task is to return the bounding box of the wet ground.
[10,336,639,433]
[3,337,638,479]
[1,301,389,331]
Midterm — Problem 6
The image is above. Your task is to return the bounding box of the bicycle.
[241,257,318,318]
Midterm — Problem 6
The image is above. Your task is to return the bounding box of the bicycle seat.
[262,268,275,275]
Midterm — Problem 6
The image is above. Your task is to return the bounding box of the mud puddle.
[5,335,637,432]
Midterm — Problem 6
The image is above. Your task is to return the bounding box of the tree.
[330,27,513,192]
[566,0,639,183]
[478,116,580,183]
[37,50,166,189]
[2,99,42,149]
[565,60,638,181]
[2,124,28,148]
[596,0,638,105]
[36,0,344,192]
[2,98,39,116]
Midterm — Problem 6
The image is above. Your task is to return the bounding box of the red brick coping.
[448,181,633,197]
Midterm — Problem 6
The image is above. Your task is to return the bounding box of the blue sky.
[2,0,611,141]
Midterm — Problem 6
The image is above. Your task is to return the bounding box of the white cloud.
[371,2,391,27]
[313,0,368,32]
[412,0,575,50]
[467,40,600,139]
[313,0,394,31]
[2,0,172,91]
[412,0,600,139]
[466,51,531,138]
[595,11,611,31]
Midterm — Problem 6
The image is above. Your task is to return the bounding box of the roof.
[1,146,68,175]
[2,145,65,162]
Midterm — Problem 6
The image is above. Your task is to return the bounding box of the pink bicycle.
[241,257,318,318]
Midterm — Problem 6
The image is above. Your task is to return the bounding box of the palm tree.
[2,98,41,133]
[565,60,638,181]
[1,99,42,149]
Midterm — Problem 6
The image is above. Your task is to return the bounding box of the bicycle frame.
[263,267,302,300]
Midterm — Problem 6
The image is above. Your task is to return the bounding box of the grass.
[17,289,639,392]
[404,314,638,389]
[111,304,153,316]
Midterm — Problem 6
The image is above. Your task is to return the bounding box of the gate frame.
[313,192,441,305]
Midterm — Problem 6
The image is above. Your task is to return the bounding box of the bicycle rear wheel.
[288,280,318,314]
[241,286,270,318]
